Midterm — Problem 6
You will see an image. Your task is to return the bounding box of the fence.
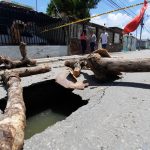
[0,2,123,53]
[0,2,67,45]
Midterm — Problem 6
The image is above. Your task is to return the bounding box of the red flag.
[123,0,148,34]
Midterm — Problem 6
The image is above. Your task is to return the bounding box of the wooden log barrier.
[87,53,150,80]
[55,71,89,90]
[0,42,36,69]
[0,72,25,150]
[93,48,111,58]
[0,56,36,69]
[64,60,87,77]
[0,64,51,149]
[0,64,51,79]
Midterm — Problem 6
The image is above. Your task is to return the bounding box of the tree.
[46,0,101,19]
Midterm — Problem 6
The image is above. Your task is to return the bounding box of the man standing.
[100,30,108,49]
[90,31,97,52]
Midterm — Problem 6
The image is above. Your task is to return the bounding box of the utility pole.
[36,0,37,11]
[139,17,144,50]
[136,29,137,39]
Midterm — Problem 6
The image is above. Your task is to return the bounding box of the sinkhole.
[0,80,88,139]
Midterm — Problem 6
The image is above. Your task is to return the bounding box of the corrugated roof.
[0,1,62,26]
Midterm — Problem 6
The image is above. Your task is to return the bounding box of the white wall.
[0,45,68,59]
[123,35,137,51]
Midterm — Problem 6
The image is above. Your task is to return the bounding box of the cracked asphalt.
[1,50,150,150]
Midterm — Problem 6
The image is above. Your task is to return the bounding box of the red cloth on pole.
[123,0,148,34]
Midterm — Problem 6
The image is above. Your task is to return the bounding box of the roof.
[0,1,33,11]
[109,27,123,34]
[86,22,123,34]
[0,1,62,26]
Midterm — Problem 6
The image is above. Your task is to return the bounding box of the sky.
[6,0,150,39]
[90,0,150,39]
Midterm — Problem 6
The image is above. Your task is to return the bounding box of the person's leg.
[102,44,106,49]
[90,42,92,52]
[81,40,85,54]
[93,42,95,51]
[90,42,95,52]
[82,40,86,54]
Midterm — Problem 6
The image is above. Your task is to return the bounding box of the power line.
[105,0,134,17]
[52,0,62,18]
[41,1,147,32]
[101,0,116,10]
[117,0,136,16]
[104,0,148,38]
[145,26,150,34]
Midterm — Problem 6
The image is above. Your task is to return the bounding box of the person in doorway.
[90,31,97,52]
[80,30,87,54]
[100,29,108,49]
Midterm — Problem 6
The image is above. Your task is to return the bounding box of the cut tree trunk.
[0,56,36,69]
[0,63,51,149]
[19,42,27,60]
[87,53,150,80]
[55,70,89,90]
[64,60,87,77]
[0,63,51,79]
[0,42,36,69]
[93,48,111,58]
[0,72,25,150]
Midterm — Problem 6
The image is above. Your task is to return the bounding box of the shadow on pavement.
[81,71,150,89]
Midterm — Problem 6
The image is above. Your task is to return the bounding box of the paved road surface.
[1,50,150,150]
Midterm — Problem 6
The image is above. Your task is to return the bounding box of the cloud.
[90,6,150,39]
[90,12,131,28]
[128,0,135,2]
[0,0,11,1]
[143,6,150,39]
[146,5,150,15]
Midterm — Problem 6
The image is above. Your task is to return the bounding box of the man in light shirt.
[90,31,97,52]
[100,30,108,49]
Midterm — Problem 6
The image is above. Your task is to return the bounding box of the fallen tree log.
[93,48,111,58]
[87,53,150,80]
[55,70,89,90]
[0,63,51,149]
[19,42,27,60]
[64,60,87,77]
[0,72,25,150]
[0,42,36,69]
[0,56,36,69]
[0,63,51,79]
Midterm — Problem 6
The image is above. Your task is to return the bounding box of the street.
[22,50,150,150]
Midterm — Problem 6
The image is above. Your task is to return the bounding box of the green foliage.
[46,0,101,19]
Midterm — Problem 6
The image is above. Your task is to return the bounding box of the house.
[0,1,64,45]
[0,1,123,59]
[122,34,137,52]
[69,22,123,55]
[136,39,150,49]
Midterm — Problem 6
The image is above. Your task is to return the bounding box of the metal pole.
[36,0,37,11]
[139,17,144,50]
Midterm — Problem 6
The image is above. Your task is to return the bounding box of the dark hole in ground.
[0,79,88,139]
[0,97,7,112]
[23,79,88,139]
[23,79,88,117]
